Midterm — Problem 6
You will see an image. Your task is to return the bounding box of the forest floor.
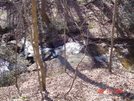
[0,65,134,101]
[0,0,134,101]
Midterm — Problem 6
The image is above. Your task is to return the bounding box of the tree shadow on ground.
[56,55,134,100]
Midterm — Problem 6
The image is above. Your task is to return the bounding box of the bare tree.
[23,0,43,97]
[109,0,118,72]
[31,0,46,91]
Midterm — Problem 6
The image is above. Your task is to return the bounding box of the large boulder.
[45,53,95,74]
[27,53,95,75]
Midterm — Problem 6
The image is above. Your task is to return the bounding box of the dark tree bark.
[41,0,51,28]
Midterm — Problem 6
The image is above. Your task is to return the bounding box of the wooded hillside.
[0,0,134,101]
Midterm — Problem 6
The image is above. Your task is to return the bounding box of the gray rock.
[27,63,37,72]
[45,53,94,74]
[67,53,94,67]
[54,42,85,56]
[0,9,7,28]
[8,64,27,74]
[0,59,10,77]
[0,58,28,78]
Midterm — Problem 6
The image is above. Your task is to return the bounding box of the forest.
[0,0,134,101]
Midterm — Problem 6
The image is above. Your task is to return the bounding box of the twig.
[65,28,88,95]
[65,55,86,95]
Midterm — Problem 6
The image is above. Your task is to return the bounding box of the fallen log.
[86,37,134,43]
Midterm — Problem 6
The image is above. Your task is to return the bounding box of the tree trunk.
[41,0,51,28]
[31,0,46,91]
[109,0,118,72]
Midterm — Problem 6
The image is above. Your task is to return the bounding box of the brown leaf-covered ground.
[0,65,134,101]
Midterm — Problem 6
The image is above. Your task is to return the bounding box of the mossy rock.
[113,44,134,73]
[86,44,108,57]
[119,57,134,72]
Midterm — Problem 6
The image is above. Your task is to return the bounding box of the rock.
[63,42,85,54]
[130,64,134,73]
[0,59,10,76]
[116,44,134,72]
[20,38,34,58]
[100,42,107,47]
[20,38,57,59]
[8,40,16,44]
[94,52,123,68]
[0,9,7,28]
[0,61,27,76]
[20,37,85,61]
[45,53,95,74]
[8,64,27,74]
[54,46,64,56]
[27,63,37,72]
[55,42,85,56]
[52,35,69,47]
[67,53,94,67]
[2,33,15,43]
